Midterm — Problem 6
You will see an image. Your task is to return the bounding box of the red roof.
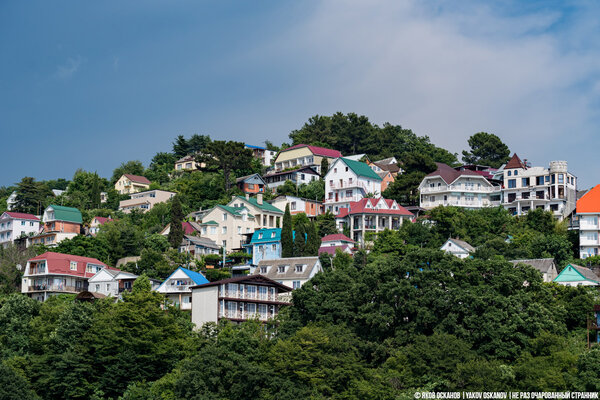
[577,184,600,213]
[335,198,414,217]
[93,217,112,225]
[505,154,526,169]
[321,233,355,243]
[426,162,481,184]
[2,212,39,221]
[28,252,114,277]
[123,174,151,185]
[182,222,199,235]
[318,245,352,256]
[283,144,342,158]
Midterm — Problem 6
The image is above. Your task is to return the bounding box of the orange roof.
[577,184,600,213]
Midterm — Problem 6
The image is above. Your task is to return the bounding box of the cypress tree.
[168,195,184,248]
[306,221,321,256]
[281,204,293,257]
[320,158,329,177]
[293,222,307,257]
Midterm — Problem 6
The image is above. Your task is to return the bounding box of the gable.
[88,269,117,283]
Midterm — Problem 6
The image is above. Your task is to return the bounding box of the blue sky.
[1,0,600,187]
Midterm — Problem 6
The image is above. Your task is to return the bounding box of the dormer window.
[277,265,286,273]
[271,232,276,238]
[258,233,263,239]
[70,261,77,271]
[295,265,304,273]
[260,266,268,274]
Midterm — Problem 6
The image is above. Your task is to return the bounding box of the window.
[334,168,337,173]
[210,227,216,234]
[295,264,303,273]
[258,232,263,239]
[95,284,100,291]
[290,202,296,211]
[277,265,286,273]
[346,190,352,197]
[329,180,333,186]
[260,266,268,274]
[222,240,227,247]
[86,264,94,273]
[70,261,77,271]
[507,171,512,176]
[21,221,25,226]
[522,178,529,187]
[271,231,276,238]
[272,244,277,251]
[536,176,544,185]
[514,170,518,176]
[301,174,305,180]
[508,179,516,189]
[558,174,564,184]
[222,226,227,234]
[222,213,227,221]
[106,284,111,291]
[293,281,301,289]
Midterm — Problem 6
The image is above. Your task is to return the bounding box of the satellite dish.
[16,264,22,271]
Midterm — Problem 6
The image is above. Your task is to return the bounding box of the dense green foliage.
[281,204,293,257]
[462,132,511,168]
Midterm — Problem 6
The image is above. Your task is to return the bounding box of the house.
[273,144,342,174]
[325,158,383,214]
[119,189,176,213]
[369,157,402,177]
[377,171,395,192]
[190,275,292,328]
[255,256,322,289]
[0,212,40,248]
[196,204,256,250]
[28,205,82,247]
[175,154,204,171]
[160,221,203,236]
[245,144,277,166]
[440,238,475,259]
[156,267,210,310]
[88,268,139,297]
[553,264,600,286]
[270,195,324,218]
[575,184,600,259]
[318,233,355,256]
[179,235,221,259]
[227,194,284,230]
[262,166,321,191]
[89,216,112,236]
[236,174,267,194]
[510,258,559,282]
[419,163,502,210]
[245,228,283,265]
[114,174,151,195]
[22,252,109,301]
[335,198,413,245]
[500,154,577,220]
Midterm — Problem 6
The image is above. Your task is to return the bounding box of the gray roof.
[570,264,600,282]
[255,257,320,280]
[448,238,475,252]
[182,235,220,250]
[510,258,556,274]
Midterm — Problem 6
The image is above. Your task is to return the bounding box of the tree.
[293,221,307,257]
[168,196,184,248]
[187,134,211,154]
[462,132,511,168]
[197,141,253,191]
[281,204,293,257]
[320,158,329,177]
[111,161,146,184]
[172,135,190,158]
[146,152,177,184]
[14,177,52,215]
[316,211,337,237]
[90,173,101,209]
[276,180,297,197]
[298,179,325,202]
[0,361,39,400]
[305,221,321,256]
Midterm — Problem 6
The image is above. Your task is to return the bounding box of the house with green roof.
[227,194,284,230]
[324,157,383,214]
[28,205,83,248]
[553,264,600,287]
[199,203,257,251]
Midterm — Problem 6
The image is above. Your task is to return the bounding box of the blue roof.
[250,228,281,244]
[245,144,266,150]
[180,267,210,285]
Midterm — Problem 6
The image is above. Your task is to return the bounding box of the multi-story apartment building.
[28,205,82,247]
[22,252,108,301]
[273,144,342,174]
[114,174,151,195]
[119,190,176,213]
[270,195,324,218]
[575,184,600,259]
[197,204,256,250]
[227,195,284,230]
[0,212,40,248]
[419,163,502,210]
[325,158,383,214]
[335,198,413,245]
[262,166,321,191]
[191,275,292,328]
[245,144,277,166]
[156,267,210,310]
[500,154,577,220]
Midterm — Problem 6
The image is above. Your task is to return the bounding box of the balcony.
[27,284,83,293]
[221,290,278,302]
[329,181,371,191]
[220,309,271,321]
[420,185,500,194]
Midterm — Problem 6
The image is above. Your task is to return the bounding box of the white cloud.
[55,56,84,79]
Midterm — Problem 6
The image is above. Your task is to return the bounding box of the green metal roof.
[217,205,255,218]
[47,205,82,224]
[236,196,283,213]
[554,264,600,284]
[200,220,218,225]
[341,158,382,181]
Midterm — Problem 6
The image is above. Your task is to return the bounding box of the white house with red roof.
[273,144,342,174]
[22,252,111,301]
[419,163,502,210]
[335,198,414,245]
[318,233,355,256]
[0,211,40,248]
[114,174,151,195]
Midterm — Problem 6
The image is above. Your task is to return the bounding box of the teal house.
[553,264,600,287]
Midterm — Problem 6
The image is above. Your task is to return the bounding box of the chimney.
[245,194,250,201]
[257,193,263,205]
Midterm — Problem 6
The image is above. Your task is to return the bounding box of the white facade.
[119,190,176,213]
[501,158,577,220]
[199,206,255,250]
[156,268,207,310]
[88,268,137,297]
[0,212,40,248]
[263,167,320,190]
[579,214,600,259]
[440,239,474,259]
[420,175,501,209]
[6,192,16,211]
[325,158,382,214]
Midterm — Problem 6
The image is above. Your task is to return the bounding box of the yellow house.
[174,155,205,171]
[273,144,342,174]
[114,174,151,195]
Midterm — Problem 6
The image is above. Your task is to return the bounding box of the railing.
[28,285,83,292]
[328,181,372,191]
[420,186,500,194]
[221,290,278,301]
[220,309,270,321]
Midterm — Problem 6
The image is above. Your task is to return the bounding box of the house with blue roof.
[156,266,209,310]
[245,228,290,265]
[245,144,277,167]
